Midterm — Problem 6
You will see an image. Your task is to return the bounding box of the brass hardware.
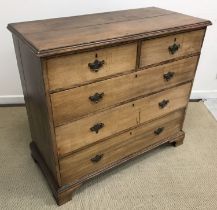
[159,99,169,108]
[168,43,180,54]
[89,92,104,103]
[88,59,105,72]
[91,154,104,163]
[90,123,104,133]
[163,72,175,81]
[154,127,164,135]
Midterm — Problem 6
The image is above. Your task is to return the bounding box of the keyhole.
[174,38,177,42]
[95,53,98,58]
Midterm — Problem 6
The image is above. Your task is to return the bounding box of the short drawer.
[47,43,137,91]
[55,82,191,156]
[59,109,184,185]
[51,56,198,126]
[140,29,205,67]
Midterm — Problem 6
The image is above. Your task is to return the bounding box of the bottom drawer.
[60,110,184,185]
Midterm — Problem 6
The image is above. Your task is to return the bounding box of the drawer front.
[47,43,137,91]
[56,83,191,156]
[51,56,198,126]
[140,29,205,67]
[60,110,184,185]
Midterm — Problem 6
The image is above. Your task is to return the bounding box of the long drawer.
[51,56,198,126]
[56,82,191,156]
[140,29,205,67]
[47,43,137,91]
[59,109,184,185]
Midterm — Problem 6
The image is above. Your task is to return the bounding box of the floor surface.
[0,102,217,210]
[204,99,217,121]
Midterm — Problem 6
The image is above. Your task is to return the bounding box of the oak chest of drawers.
[8,7,211,205]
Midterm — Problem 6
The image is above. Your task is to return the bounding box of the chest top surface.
[7,7,211,56]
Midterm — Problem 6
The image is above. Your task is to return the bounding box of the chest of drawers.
[8,7,211,205]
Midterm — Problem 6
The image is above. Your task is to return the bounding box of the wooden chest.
[8,7,211,205]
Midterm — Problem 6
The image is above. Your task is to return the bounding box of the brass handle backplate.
[91,154,104,163]
[154,127,164,135]
[168,43,180,55]
[159,99,169,109]
[88,59,105,72]
[163,72,175,81]
[89,92,104,103]
[90,123,104,134]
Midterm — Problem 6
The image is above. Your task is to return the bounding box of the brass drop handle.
[90,123,104,134]
[154,127,164,135]
[168,43,180,54]
[89,92,104,103]
[159,99,169,109]
[91,154,104,163]
[163,72,175,81]
[88,59,105,72]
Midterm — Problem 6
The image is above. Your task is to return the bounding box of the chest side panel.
[12,35,61,185]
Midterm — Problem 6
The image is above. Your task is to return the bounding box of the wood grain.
[8,7,211,206]
[60,109,184,185]
[51,56,198,126]
[7,7,211,56]
[55,83,191,156]
[47,43,137,91]
[140,29,205,67]
[12,36,61,185]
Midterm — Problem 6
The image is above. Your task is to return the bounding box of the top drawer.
[140,29,205,67]
[47,43,137,91]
